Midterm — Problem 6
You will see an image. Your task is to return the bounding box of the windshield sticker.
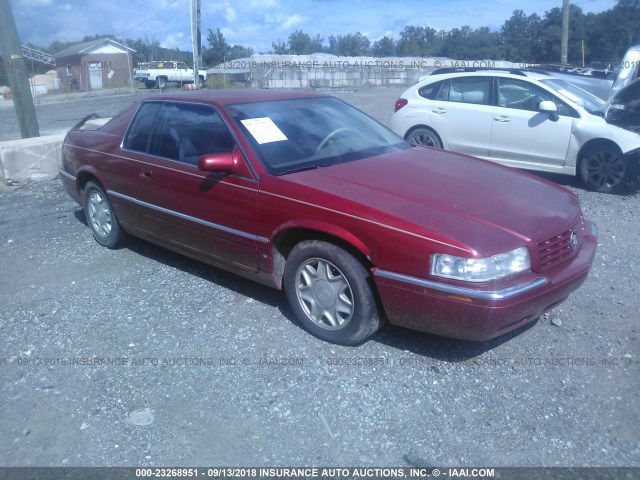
[241,117,288,144]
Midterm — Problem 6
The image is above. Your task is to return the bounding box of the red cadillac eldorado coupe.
[60,89,597,345]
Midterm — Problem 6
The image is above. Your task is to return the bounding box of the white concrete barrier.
[0,134,65,185]
[0,117,111,185]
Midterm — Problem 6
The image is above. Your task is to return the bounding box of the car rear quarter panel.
[62,103,138,188]
[61,106,140,225]
[62,132,117,194]
[390,97,453,151]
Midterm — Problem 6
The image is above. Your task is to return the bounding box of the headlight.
[431,247,530,282]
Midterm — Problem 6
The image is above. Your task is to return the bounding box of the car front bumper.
[373,221,598,341]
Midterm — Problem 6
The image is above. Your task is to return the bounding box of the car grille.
[536,216,585,272]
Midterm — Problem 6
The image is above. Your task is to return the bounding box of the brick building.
[54,38,135,90]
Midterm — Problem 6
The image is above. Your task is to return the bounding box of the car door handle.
[432,108,447,114]
[494,116,511,122]
[138,170,152,179]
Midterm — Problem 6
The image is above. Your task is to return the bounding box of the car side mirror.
[539,101,559,121]
[197,146,241,174]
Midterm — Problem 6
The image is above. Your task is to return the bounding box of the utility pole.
[190,0,202,85]
[561,0,570,64]
[0,0,40,138]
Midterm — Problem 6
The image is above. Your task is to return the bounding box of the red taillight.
[394,98,408,112]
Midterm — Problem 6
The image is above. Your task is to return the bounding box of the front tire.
[144,80,155,89]
[284,240,381,345]
[83,181,127,249]
[579,146,636,193]
[155,77,167,89]
[406,127,443,148]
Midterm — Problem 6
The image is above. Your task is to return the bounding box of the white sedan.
[390,69,640,193]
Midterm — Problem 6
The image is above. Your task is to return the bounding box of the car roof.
[424,70,551,82]
[144,88,329,106]
[521,71,552,81]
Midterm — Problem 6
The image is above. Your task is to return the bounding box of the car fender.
[75,164,108,196]
[271,219,373,261]
[572,114,639,153]
[604,125,640,155]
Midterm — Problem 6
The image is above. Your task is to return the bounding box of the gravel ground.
[0,89,639,468]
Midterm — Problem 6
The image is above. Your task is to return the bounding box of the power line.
[114,0,182,39]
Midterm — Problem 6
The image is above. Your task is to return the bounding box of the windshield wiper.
[278,163,333,176]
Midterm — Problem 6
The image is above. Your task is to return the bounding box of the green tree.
[372,36,396,57]
[396,26,438,56]
[463,27,500,60]
[228,44,254,60]
[81,34,115,42]
[205,28,230,65]
[271,40,287,54]
[122,36,163,64]
[441,26,472,58]
[583,1,640,62]
[329,32,371,56]
[288,30,313,54]
[310,34,325,53]
[538,5,585,63]
[499,10,542,62]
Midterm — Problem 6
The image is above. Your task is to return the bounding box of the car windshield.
[539,78,606,115]
[226,96,408,175]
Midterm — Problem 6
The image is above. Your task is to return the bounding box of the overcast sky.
[12,0,616,53]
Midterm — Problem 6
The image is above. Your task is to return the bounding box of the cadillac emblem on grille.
[570,230,578,251]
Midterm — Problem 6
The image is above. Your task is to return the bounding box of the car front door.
[489,77,574,169]
[176,62,189,83]
[426,76,493,157]
[120,101,261,273]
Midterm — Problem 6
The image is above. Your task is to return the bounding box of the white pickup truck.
[134,61,207,89]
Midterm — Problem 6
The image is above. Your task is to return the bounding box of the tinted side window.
[124,102,161,152]
[435,77,491,105]
[147,103,235,165]
[497,78,577,117]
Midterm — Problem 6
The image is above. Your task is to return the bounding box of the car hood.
[281,146,581,256]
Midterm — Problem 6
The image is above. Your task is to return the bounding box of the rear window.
[418,81,443,100]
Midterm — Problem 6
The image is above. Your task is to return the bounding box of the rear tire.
[83,181,127,249]
[406,127,443,148]
[579,145,635,193]
[284,240,381,345]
